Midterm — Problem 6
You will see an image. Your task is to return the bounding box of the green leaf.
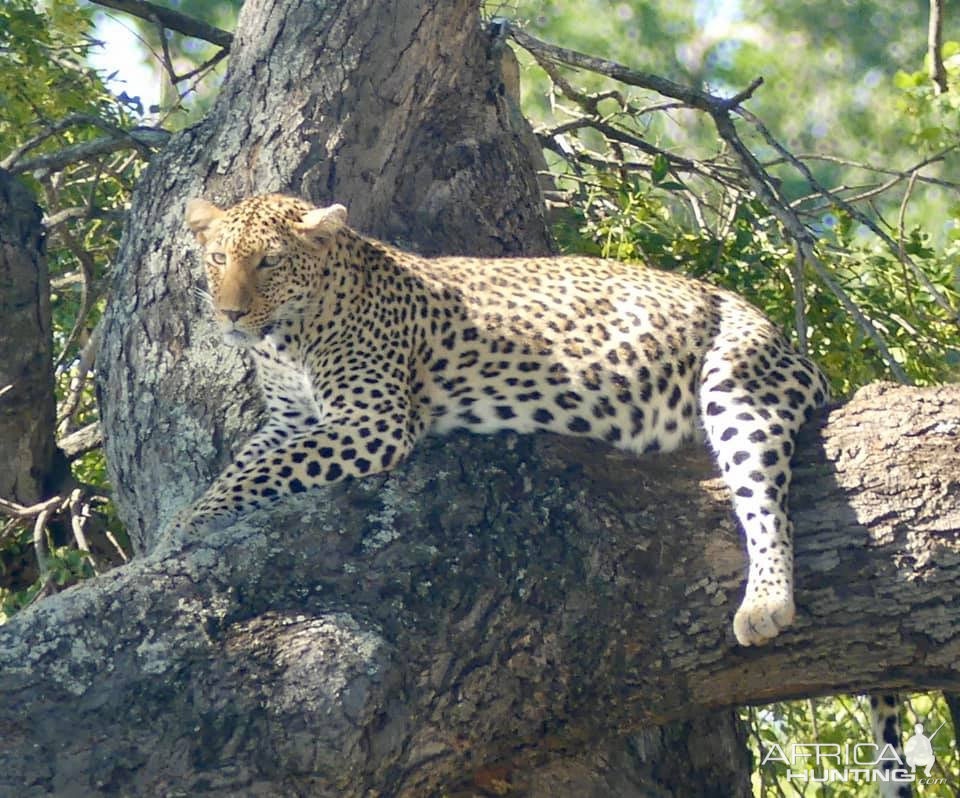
[893,69,923,89]
[651,153,669,184]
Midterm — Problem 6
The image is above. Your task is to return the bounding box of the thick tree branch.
[89,0,233,50]
[59,422,103,460]
[1,383,957,796]
[0,113,133,170]
[7,128,170,177]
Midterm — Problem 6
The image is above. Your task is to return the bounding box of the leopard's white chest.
[252,338,323,423]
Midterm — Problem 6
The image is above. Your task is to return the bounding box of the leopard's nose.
[223,309,247,322]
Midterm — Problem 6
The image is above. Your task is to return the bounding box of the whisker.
[192,287,214,307]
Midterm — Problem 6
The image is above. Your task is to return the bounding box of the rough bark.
[0,169,58,505]
[1,383,957,796]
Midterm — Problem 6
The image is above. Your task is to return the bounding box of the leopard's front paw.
[733,589,795,647]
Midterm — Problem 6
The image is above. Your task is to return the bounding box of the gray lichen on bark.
[0,384,958,796]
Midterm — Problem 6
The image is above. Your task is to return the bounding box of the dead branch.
[0,496,63,520]
[58,326,101,439]
[52,228,99,376]
[929,0,949,94]
[59,422,103,461]
[739,108,959,323]
[89,0,233,49]
[68,489,101,575]
[0,114,137,170]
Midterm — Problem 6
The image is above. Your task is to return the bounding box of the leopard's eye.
[209,252,227,265]
[257,255,282,270]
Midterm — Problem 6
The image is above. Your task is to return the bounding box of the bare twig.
[57,325,101,439]
[148,14,229,88]
[156,15,177,85]
[588,120,728,184]
[782,148,955,213]
[88,0,233,49]
[897,170,922,317]
[791,242,808,355]
[171,48,229,86]
[537,56,625,117]
[68,489,101,575]
[0,496,63,520]
[741,108,959,324]
[51,220,100,375]
[768,151,960,191]
[686,189,708,232]
[1,114,129,169]
[928,0,949,95]
[32,509,53,585]
[508,26,761,114]
[44,206,127,230]
[105,529,130,564]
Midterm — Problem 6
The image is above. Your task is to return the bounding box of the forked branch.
[507,24,921,383]
[88,0,233,49]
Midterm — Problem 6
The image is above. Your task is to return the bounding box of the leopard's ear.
[185,198,225,244]
[295,203,348,242]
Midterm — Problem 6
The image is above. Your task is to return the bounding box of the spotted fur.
[871,692,912,798]
[183,194,831,646]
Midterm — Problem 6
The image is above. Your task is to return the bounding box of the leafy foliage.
[562,187,960,395]
[2,1,140,361]
[0,0,147,613]
[895,40,960,152]
[2,1,109,130]
[750,695,958,797]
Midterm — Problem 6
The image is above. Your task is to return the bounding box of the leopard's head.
[185,194,348,346]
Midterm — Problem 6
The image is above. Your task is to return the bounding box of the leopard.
[182,194,914,782]
[182,192,830,648]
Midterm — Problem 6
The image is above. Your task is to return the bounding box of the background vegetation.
[1,0,956,793]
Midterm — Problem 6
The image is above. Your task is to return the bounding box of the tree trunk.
[1,383,957,796]
[95,0,551,557]
[0,169,58,505]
